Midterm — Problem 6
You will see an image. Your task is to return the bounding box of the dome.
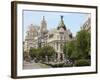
[57,16,66,30]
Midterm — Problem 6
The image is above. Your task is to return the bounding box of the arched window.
[56,42,58,50]
[60,44,63,52]
[57,35,59,40]
[64,36,65,40]
[60,36,63,40]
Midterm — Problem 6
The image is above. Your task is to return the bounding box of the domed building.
[47,16,73,61]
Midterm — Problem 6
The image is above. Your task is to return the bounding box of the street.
[23,60,51,69]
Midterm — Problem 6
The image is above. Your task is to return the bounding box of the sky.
[23,10,90,40]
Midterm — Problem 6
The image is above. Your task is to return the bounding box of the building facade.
[47,16,72,61]
[81,17,91,32]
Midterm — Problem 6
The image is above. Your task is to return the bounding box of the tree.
[63,41,79,63]
[41,45,56,62]
[63,30,91,66]
[76,30,90,59]
[29,45,56,62]
[29,48,38,59]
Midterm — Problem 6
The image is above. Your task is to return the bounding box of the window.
[59,32,64,34]
[57,35,59,40]
[64,36,65,40]
[57,42,58,50]
[60,44,63,52]
[60,36,63,40]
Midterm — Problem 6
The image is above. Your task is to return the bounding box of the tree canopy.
[29,45,56,62]
[63,30,91,66]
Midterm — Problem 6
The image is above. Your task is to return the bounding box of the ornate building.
[24,16,48,52]
[81,17,91,32]
[47,16,72,61]
[24,16,73,61]
[24,24,39,52]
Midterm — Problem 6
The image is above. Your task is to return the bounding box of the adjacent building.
[81,17,91,32]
